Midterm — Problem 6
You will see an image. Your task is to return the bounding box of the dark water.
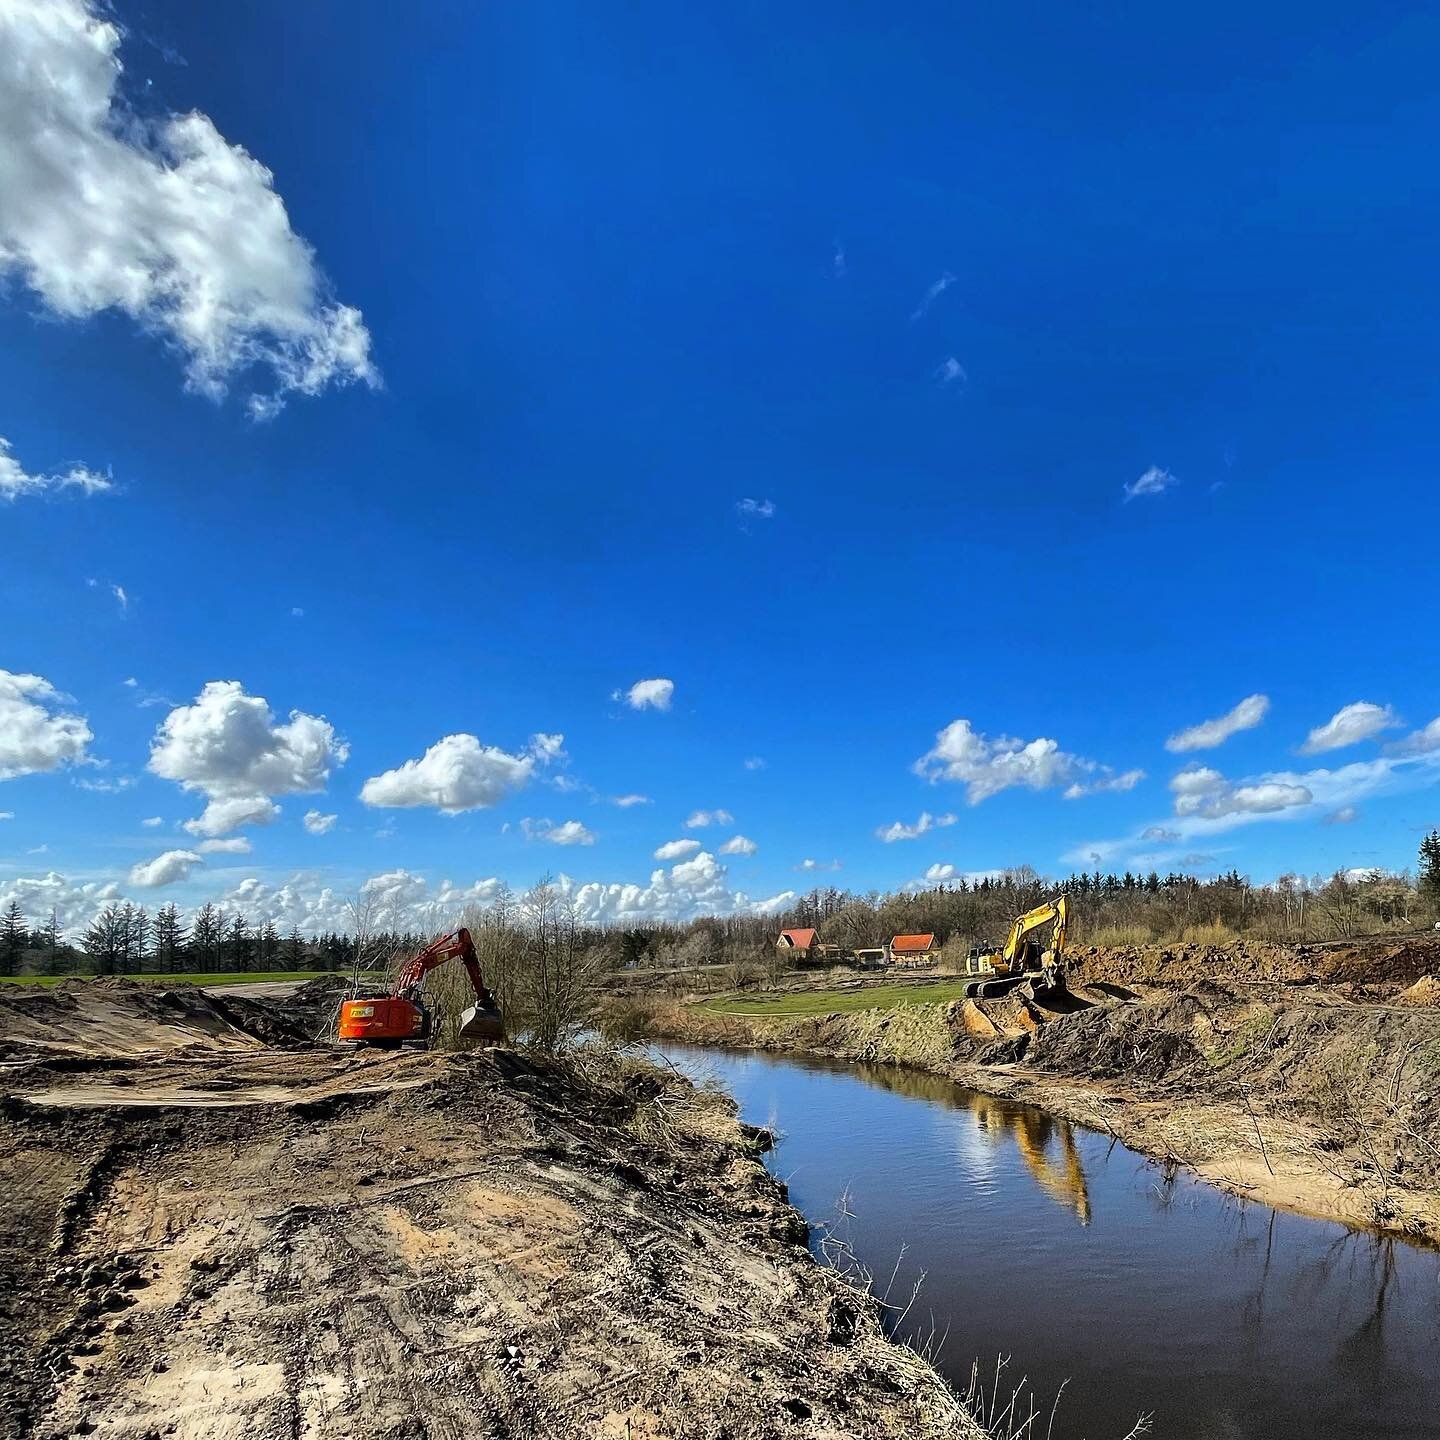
[655,1044,1440,1440]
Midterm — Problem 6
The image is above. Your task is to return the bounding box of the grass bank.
[698,980,973,1017]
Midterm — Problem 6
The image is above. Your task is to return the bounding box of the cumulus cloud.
[1323,806,1359,825]
[1170,766,1312,819]
[197,837,250,855]
[561,852,793,926]
[1124,466,1178,500]
[129,849,203,887]
[795,858,842,872]
[521,817,596,846]
[735,498,775,520]
[183,795,280,838]
[1166,694,1270,753]
[0,0,377,409]
[0,670,93,780]
[618,678,674,712]
[876,811,957,843]
[0,436,111,502]
[303,810,337,835]
[140,816,162,828]
[718,834,757,856]
[654,838,702,861]
[1301,702,1399,755]
[149,681,346,834]
[610,793,651,808]
[685,809,734,829]
[915,718,1139,804]
[360,731,556,814]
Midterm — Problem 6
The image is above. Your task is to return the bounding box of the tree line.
[2,832,1438,980]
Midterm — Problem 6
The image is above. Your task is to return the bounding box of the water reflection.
[798,1058,1093,1225]
[657,1043,1440,1440]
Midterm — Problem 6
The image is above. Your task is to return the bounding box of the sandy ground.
[0,980,977,1440]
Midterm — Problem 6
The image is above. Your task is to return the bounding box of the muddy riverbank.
[0,979,979,1440]
[620,962,1440,1243]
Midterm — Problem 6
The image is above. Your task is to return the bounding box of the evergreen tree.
[84,904,123,975]
[38,908,62,974]
[228,913,253,972]
[0,900,26,977]
[1420,830,1440,908]
[259,918,280,970]
[131,907,151,971]
[191,903,221,969]
[284,925,304,967]
[153,904,187,972]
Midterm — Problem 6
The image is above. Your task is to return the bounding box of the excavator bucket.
[457,997,505,1043]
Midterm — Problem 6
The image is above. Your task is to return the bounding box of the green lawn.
[696,980,973,1017]
[0,970,332,988]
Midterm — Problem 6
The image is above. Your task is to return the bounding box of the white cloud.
[1166,694,1270,753]
[795,858,842,872]
[129,849,203,888]
[150,681,346,834]
[0,0,377,408]
[654,837,702,861]
[1391,717,1440,756]
[0,812,13,821]
[1124,466,1178,501]
[718,834,757,856]
[183,794,280,838]
[562,851,793,926]
[1322,806,1358,825]
[290,606,305,619]
[197,837,251,855]
[1301,702,1399,755]
[743,757,766,771]
[1169,766,1312,819]
[1141,825,1181,843]
[0,435,111,502]
[111,583,128,612]
[736,498,776,520]
[915,718,1139,804]
[876,811,957,843]
[0,670,93,780]
[360,732,544,814]
[910,271,955,321]
[73,774,136,794]
[610,793,651,808]
[0,870,120,937]
[685,808,734,829]
[303,809,337,835]
[141,816,163,828]
[619,678,674,712]
[521,817,596,846]
[935,356,967,387]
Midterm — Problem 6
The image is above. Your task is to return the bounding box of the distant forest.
[3,831,1437,979]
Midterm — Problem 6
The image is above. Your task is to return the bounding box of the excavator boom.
[337,927,504,1045]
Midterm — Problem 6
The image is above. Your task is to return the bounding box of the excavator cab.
[338,928,504,1047]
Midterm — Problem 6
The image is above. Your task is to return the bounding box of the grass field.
[0,970,332,988]
[696,980,972,1017]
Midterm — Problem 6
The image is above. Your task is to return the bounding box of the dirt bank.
[627,942,1440,1245]
[0,981,977,1440]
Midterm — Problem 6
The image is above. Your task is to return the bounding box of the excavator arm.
[1000,896,1068,966]
[338,927,504,1045]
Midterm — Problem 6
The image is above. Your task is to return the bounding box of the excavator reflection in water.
[845,1060,1092,1225]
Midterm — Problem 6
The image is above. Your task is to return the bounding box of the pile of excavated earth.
[635,934,1440,1243]
[0,978,977,1440]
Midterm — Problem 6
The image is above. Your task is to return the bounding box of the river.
[655,1043,1440,1440]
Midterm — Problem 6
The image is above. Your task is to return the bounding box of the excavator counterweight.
[338,927,503,1046]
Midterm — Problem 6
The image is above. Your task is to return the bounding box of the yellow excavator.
[961,895,1069,1000]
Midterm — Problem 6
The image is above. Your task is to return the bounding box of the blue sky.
[3,0,1440,934]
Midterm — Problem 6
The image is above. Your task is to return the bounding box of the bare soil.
[0,981,976,1440]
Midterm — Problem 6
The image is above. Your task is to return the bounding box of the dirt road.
[0,981,976,1440]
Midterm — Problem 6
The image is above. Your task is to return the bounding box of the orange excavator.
[337,927,504,1046]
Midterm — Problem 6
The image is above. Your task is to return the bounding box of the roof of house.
[778,927,819,948]
[890,932,936,953]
